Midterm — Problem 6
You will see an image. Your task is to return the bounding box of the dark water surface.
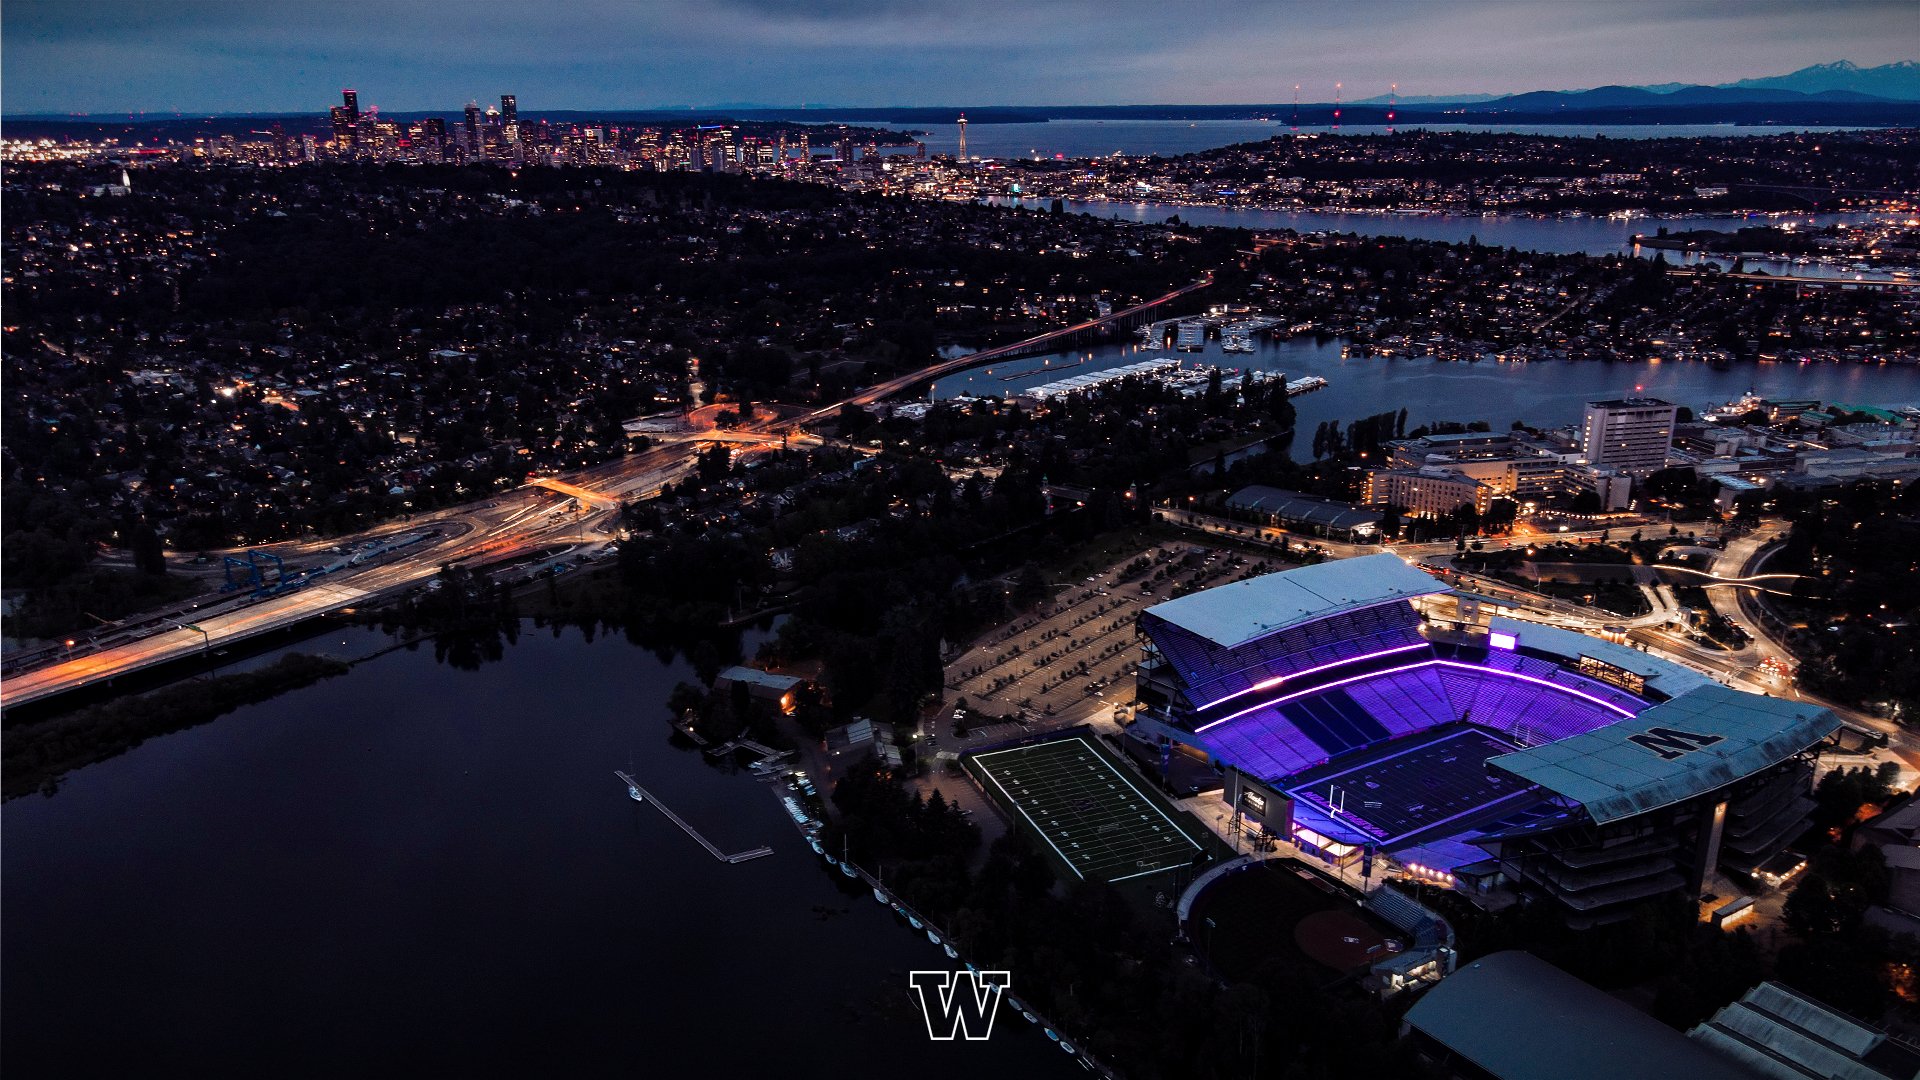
[2,625,1063,1076]
[934,334,1920,437]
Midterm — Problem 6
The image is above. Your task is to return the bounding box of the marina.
[1014,355,1326,404]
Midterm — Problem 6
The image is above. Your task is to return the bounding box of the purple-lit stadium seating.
[1193,654,1640,778]
[1149,602,1430,710]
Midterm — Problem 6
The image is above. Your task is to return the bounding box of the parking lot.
[939,542,1292,738]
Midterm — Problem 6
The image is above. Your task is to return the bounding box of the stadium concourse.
[1127,554,1841,928]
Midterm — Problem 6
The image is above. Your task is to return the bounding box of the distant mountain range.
[1482,84,1900,111]
[1354,61,1920,108]
[1728,60,1920,99]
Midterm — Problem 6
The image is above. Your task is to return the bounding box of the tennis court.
[970,737,1203,883]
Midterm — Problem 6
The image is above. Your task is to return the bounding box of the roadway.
[1,444,701,709]
[1693,523,1919,753]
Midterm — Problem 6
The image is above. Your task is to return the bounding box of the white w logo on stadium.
[908,970,1010,1041]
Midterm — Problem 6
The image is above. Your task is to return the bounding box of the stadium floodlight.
[1489,631,1518,650]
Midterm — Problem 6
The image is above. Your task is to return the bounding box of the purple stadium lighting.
[1194,656,1639,734]
[1195,641,1431,712]
[1196,659,1439,732]
[1430,659,1637,718]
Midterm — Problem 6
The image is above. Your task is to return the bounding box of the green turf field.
[971,737,1202,883]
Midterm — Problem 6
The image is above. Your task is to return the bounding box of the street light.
[174,621,212,657]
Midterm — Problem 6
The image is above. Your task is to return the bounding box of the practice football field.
[970,737,1202,882]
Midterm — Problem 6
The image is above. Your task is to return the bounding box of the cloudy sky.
[3,0,1913,115]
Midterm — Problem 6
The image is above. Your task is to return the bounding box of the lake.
[932,333,1920,437]
[990,197,1903,279]
[1,624,1065,1076]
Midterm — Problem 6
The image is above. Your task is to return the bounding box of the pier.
[704,737,790,762]
[615,770,773,864]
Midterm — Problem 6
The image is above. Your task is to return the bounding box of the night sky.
[3,0,1914,115]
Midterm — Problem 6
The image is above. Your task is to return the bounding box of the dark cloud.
[2,0,1911,114]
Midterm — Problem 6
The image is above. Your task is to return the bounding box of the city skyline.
[4,0,1917,116]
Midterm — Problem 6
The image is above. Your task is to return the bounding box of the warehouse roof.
[1404,951,1756,1080]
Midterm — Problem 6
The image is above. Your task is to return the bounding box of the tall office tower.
[422,116,447,154]
[330,105,352,148]
[500,94,519,145]
[342,89,360,148]
[464,102,482,153]
[1580,398,1679,477]
[956,112,968,163]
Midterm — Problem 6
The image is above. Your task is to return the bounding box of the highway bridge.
[800,272,1214,423]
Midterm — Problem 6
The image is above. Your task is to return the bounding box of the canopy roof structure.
[1142,554,1446,651]
[1488,684,1838,824]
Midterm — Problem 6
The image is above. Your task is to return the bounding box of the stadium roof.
[1403,951,1756,1080]
[1487,616,1717,699]
[1143,554,1447,650]
[1487,685,1839,825]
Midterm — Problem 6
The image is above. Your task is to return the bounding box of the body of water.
[994,198,1903,279]
[2,624,1063,1076]
[816,118,1883,161]
[933,334,1920,436]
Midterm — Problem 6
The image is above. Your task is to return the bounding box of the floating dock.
[1022,358,1183,401]
[615,770,773,863]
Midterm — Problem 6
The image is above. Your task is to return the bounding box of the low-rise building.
[714,666,807,713]
[1364,466,1496,519]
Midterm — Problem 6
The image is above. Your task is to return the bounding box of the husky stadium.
[1127,554,1841,927]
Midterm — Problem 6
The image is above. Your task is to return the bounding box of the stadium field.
[1285,726,1533,846]
[970,737,1203,883]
